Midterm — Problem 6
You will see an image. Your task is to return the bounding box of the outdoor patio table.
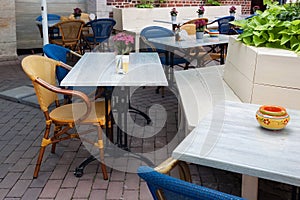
[172,100,300,200]
[148,34,229,67]
[61,52,168,148]
[61,52,168,176]
[35,19,61,28]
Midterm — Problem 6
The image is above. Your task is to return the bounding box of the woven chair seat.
[50,101,107,124]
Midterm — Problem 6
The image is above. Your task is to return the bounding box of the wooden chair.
[182,18,227,66]
[21,55,109,180]
[51,20,84,53]
[180,24,196,35]
[182,18,209,27]
[69,13,91,23]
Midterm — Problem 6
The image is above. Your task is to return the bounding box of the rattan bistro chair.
[51,20,84,53]
[138,166,245,200]
[21,55,109,180]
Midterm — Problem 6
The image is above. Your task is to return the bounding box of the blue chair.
[43,44,81,84]
[84,18,116,51]
[43,44,82,103]
[208,16,235,35]
[140,26,191,96]
[138,166,246,200]
[140,26,190,69]
[36,14,61,39]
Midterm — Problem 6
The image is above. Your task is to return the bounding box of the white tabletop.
[35,19,60,27]
[61,52,168,87]
[173,100,300,187]
[148,34,229,49]
[174,66,241,132]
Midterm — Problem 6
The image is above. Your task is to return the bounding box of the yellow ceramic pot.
[256,105,290,130]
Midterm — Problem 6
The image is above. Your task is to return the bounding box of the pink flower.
[113,32,134,55]
[73,8,82,16]
[197,6,205,15]
[170,8,178,16]
[194,19,207,31]
[229,6,236,13]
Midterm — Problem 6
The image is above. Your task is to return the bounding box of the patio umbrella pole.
[41,0,49,45]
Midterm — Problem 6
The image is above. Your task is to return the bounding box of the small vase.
[196,31,204,39]
[198,14,203,18]
[171,16,177,23]
[230,12,235,17]
[116,55,129,74]
[75,15,81,19]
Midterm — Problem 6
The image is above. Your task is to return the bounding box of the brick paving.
[0,55,297,199]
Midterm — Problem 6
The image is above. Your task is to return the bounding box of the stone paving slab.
[0,86,35,102]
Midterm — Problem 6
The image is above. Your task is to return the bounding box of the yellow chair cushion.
[50,101,107,125]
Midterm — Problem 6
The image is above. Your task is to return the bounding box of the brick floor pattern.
[0,56,296,199]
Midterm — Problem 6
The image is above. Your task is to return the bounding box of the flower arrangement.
[252,5,260,12]
[195,19,207,32]
[229,6,236,14]
[113,32,134,55]
[197,6,205,15]
[73,8,82,17]
[170,8,178,16]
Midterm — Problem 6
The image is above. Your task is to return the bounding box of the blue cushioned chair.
[43,44,82,103]
[84,18,116,51]
[140,26,189,69]
[36,14,61,39]
[140,26,191,96]
[43,44,81,84]
[208,16,235,35]
[138,166,246,200]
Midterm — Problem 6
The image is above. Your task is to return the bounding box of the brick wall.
[107,0,251,14]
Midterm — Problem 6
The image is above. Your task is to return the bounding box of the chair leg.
[33,147,46,178]
[97,125,108,180]
[33,124,51,178]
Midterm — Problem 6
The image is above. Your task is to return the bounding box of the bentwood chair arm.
[35,77,92,122]
[58,61,73,71]
[140,36,157,52]
[154,157,192,182]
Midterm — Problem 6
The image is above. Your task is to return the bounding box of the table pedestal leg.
[242,174,258,200]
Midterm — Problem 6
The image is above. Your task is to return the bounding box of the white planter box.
[113,6,242,31]
[224,36,300,109]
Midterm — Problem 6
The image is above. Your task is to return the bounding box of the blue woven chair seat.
[138,166,245,200]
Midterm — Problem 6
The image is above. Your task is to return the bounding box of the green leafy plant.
[136,0,154,8]
[205,0,221,6]
[232,2,300,53]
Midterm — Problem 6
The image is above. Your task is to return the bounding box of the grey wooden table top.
[173,100,300,187]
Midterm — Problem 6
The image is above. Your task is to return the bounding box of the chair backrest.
[21,55,60,112]
[212,16,235,34]
[69,13,91,23]
[182,18,209,26]
[140,26,174,53]
[180,24,196,35]
[138,166,245,200]
[43,44,70,84]
[56,20,84,44]
[86,18,116,43]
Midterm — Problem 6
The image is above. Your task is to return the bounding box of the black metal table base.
[74,155,96,177]
[74,147,154,178]
[129,104,151,125]
[74,86,153,178]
